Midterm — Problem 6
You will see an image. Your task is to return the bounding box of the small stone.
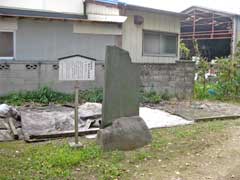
[185,163,190,166]
[175,171,180,175]
[76,168,81,171]
[206,176,213,179]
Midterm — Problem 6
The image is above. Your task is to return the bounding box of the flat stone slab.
[156,101,240,121]
[140,107,193,129]
[97,116,152,151]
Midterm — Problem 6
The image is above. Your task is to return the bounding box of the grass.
[0,119,237,180]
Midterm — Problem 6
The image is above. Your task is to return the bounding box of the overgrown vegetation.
[140,90,172,104]
[195,57,240,101]
[0,87,174,106]
[79,88,103,103]
[180,42,190,60]
[0,87,104,106]
[194,39,240,102]
[1,119,237,179]
[0,86,74,106]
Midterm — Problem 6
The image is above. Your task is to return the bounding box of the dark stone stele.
[97,46,152,151]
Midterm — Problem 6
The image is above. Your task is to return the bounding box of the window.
[143,31,178,56]
[0,31,14,59]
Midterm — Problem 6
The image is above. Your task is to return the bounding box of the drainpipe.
[83,0,88,19]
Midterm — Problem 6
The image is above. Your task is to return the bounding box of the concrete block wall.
[0,61,105,96]
[140,61,195,99]
[0,60,195,99]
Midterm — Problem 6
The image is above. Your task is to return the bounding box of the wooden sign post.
[59,55,96,148]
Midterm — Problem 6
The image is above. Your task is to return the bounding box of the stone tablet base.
[97,116,152,151]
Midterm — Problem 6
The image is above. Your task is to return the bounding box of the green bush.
[140,91,162,104]
[0,86,73,106]
[194,57,240,101]
[79,88,103,103]
[0,86,175,106]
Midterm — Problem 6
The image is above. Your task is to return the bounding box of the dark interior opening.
[183,39,231,60]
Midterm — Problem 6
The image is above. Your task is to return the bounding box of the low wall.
[140,61,196,99]
[0,60,195,98]
[0,61,105,96]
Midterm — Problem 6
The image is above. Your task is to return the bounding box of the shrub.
[194,57,240,101]
[79,88,103,103]
[1,87,176,106]
[140,91,162,104]
[0,86,73,106]
[180,42,190,60]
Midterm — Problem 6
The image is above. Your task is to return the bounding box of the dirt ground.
[130,125,240,180]
[1,101,240,180]
[156,100,240,121]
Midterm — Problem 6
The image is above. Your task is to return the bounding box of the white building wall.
[122,10,181,64]
[0,0,84,14]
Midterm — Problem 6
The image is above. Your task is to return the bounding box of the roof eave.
[123,4,187,18]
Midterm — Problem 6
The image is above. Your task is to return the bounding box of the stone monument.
[97,46,152,151]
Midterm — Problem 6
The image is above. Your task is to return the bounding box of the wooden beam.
[195,115,240,122]
[8,118,19,140]
[24,128,99,142]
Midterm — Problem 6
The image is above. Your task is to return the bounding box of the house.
[181,6,240,60]
[0,0,195,98]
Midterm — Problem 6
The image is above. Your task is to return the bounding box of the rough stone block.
[97,116,152,151]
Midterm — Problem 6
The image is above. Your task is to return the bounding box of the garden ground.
[1,118,240,180]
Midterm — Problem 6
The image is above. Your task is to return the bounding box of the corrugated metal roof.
[182,6,238,16]
[96,0,118,5]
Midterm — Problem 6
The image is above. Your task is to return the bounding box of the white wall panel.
[0,18,18,30]
[74,22,122,35]
[0,0,84,14]
[122,10,181,64]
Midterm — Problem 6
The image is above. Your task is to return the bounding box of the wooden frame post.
[74,81,79,145]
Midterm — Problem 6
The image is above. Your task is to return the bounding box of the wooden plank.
[195,115,240,122]
[25,128,99,142]
[8,118,19,140]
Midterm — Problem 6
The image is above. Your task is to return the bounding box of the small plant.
[193,39,201,57]
[140,90,162,104]
[79,88,103,103]
[161,90,172,101]
[197,58,210,93]
[235,41,240,59]
[180,42,190,60]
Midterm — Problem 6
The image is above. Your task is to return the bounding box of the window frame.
[0,30,16,60]
[142,30,178,57]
